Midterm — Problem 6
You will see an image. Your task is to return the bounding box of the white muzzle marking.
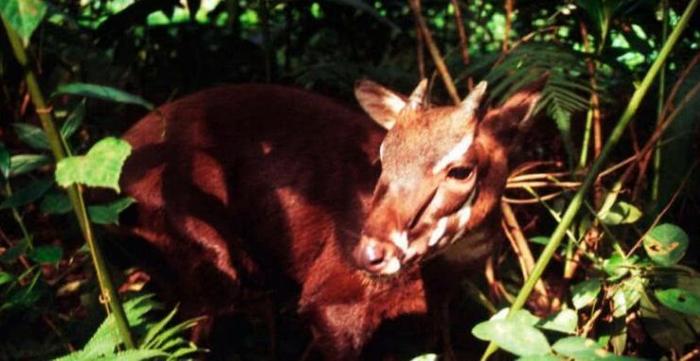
[428,217,449,247]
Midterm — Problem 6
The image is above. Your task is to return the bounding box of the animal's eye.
[447,166,473,180]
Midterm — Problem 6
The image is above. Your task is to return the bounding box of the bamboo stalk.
[480,0,698,358]
[1,17,135,349]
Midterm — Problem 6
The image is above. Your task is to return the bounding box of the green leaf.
[27,245,62,264]
[472,319,551,356]
[530,236,550,245]
[654,288,700,316]
[602,254,638,281]
[53,83,154,110]
[0,241,28,264]
[40,191,72,214]
[9,154,51,176]
[490,308,541,326]
[55,137,132,192]
[517,356,562,361]
[640,289,698,351]
[0,142,10,179]
[552,336,645,360]
[409,354,438,361]
[60,100,85,139]
[0,0,47,46]
[0,178,53,209]
[0,271,16,286]
[599,201,642,225]
[12,123,50,150]
[571,279,602,310]
[643,223,689,266]
[538,309,578,334]
[87,197,135,225]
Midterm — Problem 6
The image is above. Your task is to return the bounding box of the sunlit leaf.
[55,137,132,192]
[654,288,700,316]
[530,236,550,245]
[553,336,645,360]
[643,223,689,266]
[0,271,16,286]
[472,319,551,356]
[53,83,154,110]
[409,354,438,361]
[12,123,50,150]
[599,201,642,225]
[538,309,578,334]
[571,279,602,310]
[0,0,47,46]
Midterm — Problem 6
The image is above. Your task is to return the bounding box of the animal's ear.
[355,79,428,130]
[480,77,546,144]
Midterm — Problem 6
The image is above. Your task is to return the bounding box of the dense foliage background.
[0,0,699,360]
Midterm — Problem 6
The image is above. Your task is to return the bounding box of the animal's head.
[352,78,542,275]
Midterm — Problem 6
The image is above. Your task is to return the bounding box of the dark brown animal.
[119,79,542,360]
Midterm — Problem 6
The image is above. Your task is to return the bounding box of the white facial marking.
[432,134,474,175]
[458,189,477,228]
[391,231,409,253]
[428,217,449,247]
[381,257,401,275]
[379,142,386,160]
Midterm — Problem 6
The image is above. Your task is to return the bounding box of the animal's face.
[353,79,541,275]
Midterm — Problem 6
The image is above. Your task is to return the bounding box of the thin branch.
[408,0,461,104]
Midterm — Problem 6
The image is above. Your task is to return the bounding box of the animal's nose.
[355,238,401,275]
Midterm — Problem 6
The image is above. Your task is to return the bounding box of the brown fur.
[120,82,541,360]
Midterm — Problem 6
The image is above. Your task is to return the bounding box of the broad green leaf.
[599,201,642,225]
[490,308,540,326]
[0,142,10,179]
[643,223,689,266]
[0,271,16,286]
[602,254,638,281]
[55,137,132,192]
[87,197,135,225]
[0,0,47,46]
[639,289,697,351]
[40,191,72,214]
[9,154,51,176]
[538,309,578,334]
[654,288,700,316]
[530,236,550,245]
[409,354,438,361]
[517,356,562,361]
[552,336,644,360]
[612,287,627,318]
[0,241,28,264]
[0,178,53,209]
[53,83,154,110]
[27,245,62,264]
[472,319,551,356]
[571,279,602,310]
[60,100,85,139]
[12,123,50,150]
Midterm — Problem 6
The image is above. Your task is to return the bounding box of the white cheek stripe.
[458,189,477,228]
[428,217,449,246]
[432,134,474,175]
[391,231,409,253]
[381,257,401,275]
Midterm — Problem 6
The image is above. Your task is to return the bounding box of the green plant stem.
[4,182,33,249]
[652,0,669,202]
[1,17,135,349]
[480,0,698,358]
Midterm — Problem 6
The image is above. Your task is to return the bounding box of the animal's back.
[120,84,384,313]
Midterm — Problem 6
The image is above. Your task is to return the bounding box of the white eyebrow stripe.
[431,134,474,175]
